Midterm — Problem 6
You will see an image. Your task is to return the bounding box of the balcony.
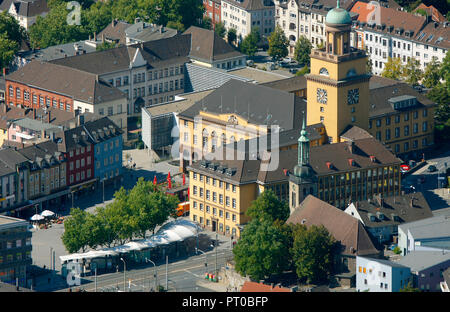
[312,48,366,62]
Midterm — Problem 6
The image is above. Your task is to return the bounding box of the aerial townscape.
[0,0,449,298]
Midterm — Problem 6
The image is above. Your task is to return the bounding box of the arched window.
[202,129,208,148]
[346,68,357,77]
[221,133,226,146]
[211,131,217,152]
[319,67,329,76]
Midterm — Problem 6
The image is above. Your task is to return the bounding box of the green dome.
[326,7,352,25]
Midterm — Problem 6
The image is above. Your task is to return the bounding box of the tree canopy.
[0,12,25,70]
[381,57,403,80]
[290,224,336,284]
[233,218,291,281]
[402,57,423,86]
[227,28,237,46]
[61,179,179,253]
[240,27,260,57]
[422,57,442,88]
[267,25,288,61]
[246,189,290,223]
[214,22,226,38]
[294,35,312,66]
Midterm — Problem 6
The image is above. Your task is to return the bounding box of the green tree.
[366,58,373,74]
[295,65,310,76]
[290,224,336,283]
[267,25,288,61]
[381,57,403,80]
[214,22,226,38]
[233,218,291,281]
[294,35,312,66]
[0,34,17,71]
[439,51,450,88]
[201,16,212,30]
[428,84,450,124]
[240,27,260,56]
[227,28,237,45]
[402,57,423,85]
[61,208,91,253]
[399,281,420,292]
[96,41,117,51]
[29,2,87,49]
[422,57,442,88]
[0,12,25,70]
[246,189,290,223]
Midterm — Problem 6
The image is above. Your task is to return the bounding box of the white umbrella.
[41,210,55,217]
[30,214,44,221]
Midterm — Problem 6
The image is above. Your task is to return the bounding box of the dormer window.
[348,159,355,166]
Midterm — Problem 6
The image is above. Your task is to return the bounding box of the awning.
[30,189,70,205]
[69,178,99,191]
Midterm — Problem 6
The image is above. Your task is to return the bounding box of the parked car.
[427,165,437,172]
[289,68,298,74]
[246,60,254,66]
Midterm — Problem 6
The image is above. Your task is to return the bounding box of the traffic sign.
[400,165,410,172]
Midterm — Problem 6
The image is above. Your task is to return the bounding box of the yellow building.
[178,79,322,172]
[367,84,435,157]
[187,146,297,238]
[306,4,370,144]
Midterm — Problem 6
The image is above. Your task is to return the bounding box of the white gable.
[131,48,146,68]
[344,203,364,224]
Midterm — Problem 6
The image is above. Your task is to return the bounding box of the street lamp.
[195,247,208,271]
[120,257,126,292]
[145,258,157,292]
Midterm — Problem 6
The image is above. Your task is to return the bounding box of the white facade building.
[222,0,275,43]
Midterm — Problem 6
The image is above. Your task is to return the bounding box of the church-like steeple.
[298,115,310,167]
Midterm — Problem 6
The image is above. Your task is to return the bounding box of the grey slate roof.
[0,147,29,176]
[6,60,126,104]
[223,0,274,11]
[369,82,435,118]
[359,256,410,269]
[261,75,307,93]
[398,215,450,240]
[0,0,48,17]
[183,26,244,62]
[12,118,60,132]
[127,23,178,43]
[351,192,433,228]
[397,251,450,272]
[178,79,302,131]
[19,40,98,62]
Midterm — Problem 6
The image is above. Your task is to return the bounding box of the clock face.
[348,88,359,105]
[317,88,327,104]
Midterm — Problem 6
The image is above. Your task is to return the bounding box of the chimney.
[94,32,97,41]
[89,34,91,41]
[347,140,355,154]
[33,108,36,120]
[410,197,416,208]
[77,114,84,125]
[370,155,376,163]
[2,67,5,76]
[47,110,51,123]
[102,33,105,43]
[160,26,164,33]
[1,103,6,114]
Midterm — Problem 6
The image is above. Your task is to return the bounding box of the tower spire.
[298,113,309,166]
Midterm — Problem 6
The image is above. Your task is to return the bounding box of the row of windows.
[192,186,237,208]
[192,173,237,192]
[95,139,121,154]
[69,169,92,183]
[192,201,237,221]
[69,145,92,158]
[8,86,71,111]
[375,125,429,142]
[96,154,121,168]
[0,238,31,250]
[0,252,31,264]
[69,156,92,170]
[370,110,428,128]
[191,214,238,236]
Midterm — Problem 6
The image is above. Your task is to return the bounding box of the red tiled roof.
[413,4,446,23]
[240,281,292,292]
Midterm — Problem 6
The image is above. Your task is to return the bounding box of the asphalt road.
[58,249,234,292]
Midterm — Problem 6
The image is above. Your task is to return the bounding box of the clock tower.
[306,0,370,143]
